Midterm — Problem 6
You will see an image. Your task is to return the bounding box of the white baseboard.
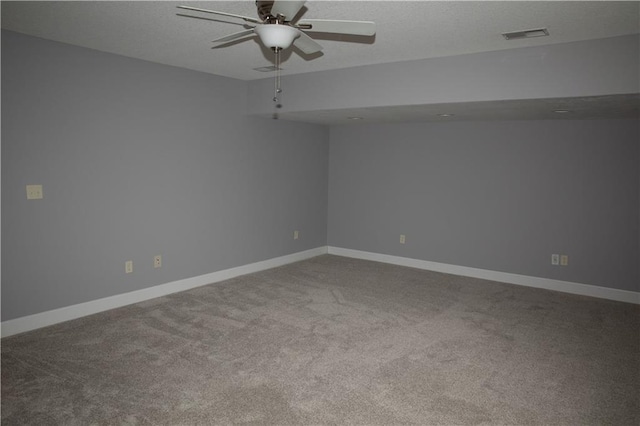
[328,246,640,305]
[1,246,328,338]
[4,245,637,338]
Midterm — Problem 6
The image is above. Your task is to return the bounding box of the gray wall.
[3,30,639,323]
[328,119,639,292]
[2,31,329,321]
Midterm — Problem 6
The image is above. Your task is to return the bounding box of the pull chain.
[272,47,282,118]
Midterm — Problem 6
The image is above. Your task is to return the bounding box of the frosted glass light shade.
[255,24,300,49]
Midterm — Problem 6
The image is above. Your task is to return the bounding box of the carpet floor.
[2,255,639,425]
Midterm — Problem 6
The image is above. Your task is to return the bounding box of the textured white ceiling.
[2,1,639,81]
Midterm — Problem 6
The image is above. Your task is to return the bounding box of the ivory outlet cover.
[26,185,43,200]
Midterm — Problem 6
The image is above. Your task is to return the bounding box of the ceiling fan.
[176,1,376,54]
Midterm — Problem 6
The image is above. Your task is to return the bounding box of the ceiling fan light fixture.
[176,1,376,104]
[255,24,300,49]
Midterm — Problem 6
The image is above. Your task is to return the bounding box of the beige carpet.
[2,255,639,425]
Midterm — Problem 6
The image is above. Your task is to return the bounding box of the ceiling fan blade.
[271,0,306,21]
[212,29,256,44]
[176,13,251,27]
[297,19,376,36]
[177,5,261,24]
[293,31,323,54]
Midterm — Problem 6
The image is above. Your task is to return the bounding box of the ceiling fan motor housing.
[256,1,279,22]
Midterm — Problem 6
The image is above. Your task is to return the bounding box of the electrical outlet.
[294,230,299,240]
[154,255,162,268]
[26,184,43,200]
[400,234,406,244]
[551,254,560,265]
[560,255,569,266]
[125,261,133,274]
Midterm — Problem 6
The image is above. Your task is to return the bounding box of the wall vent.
[502,28,549,40]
